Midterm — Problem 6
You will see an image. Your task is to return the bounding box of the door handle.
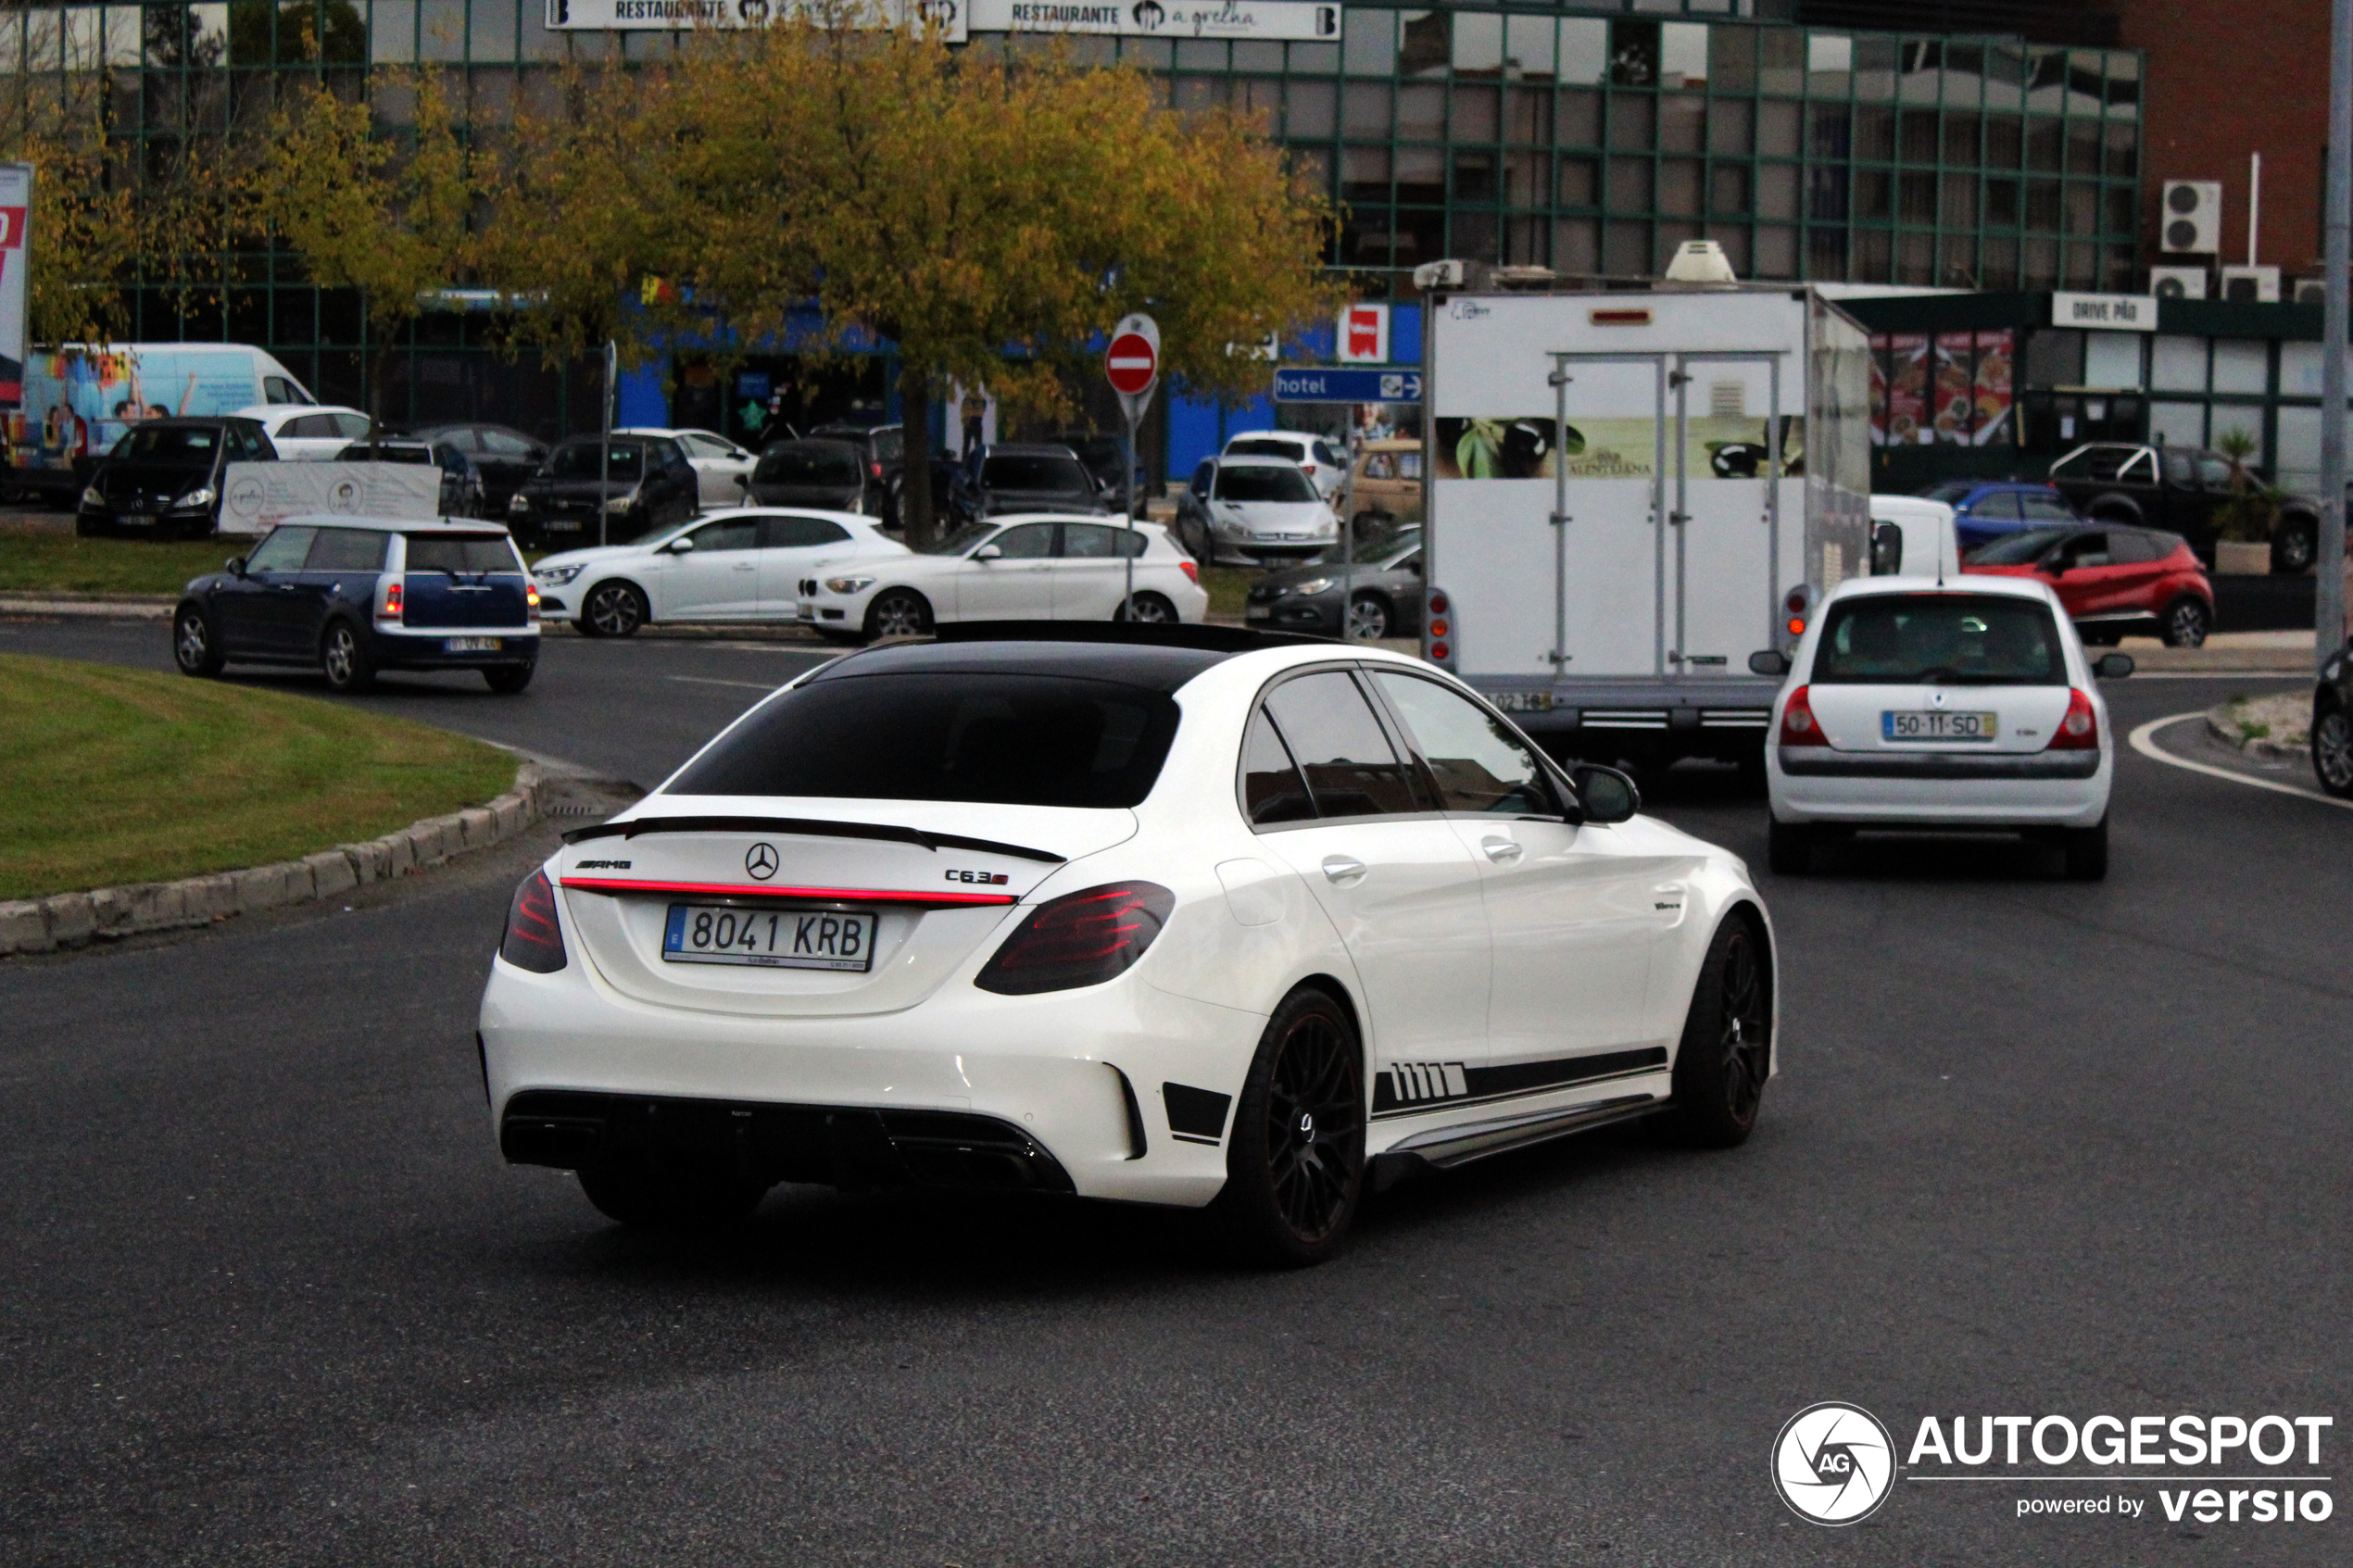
[1320,855,1366,886]
[1481,837,1523,863]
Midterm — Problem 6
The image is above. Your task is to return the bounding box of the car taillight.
[526,583,541,621]
[383,581,404,622]
[2049,688,2098,750]
[870,462,883,478]
[974,882,1174,996]
[498,870,566,972]
[1779,684,1825,746]
[1178,558,1198,583]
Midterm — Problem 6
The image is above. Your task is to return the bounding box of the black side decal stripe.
[1372,1047,1669,1118]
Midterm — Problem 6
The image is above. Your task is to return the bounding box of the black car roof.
[985,443,1085,458]
[807,624,1324,692]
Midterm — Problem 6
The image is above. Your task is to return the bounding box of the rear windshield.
[547,442,643,481]
[117,425,220,464]
[983,454,1091,493]
[1812,594,2067,686]
[670,673,1180,809]
[405,534,522,573]
[1919,481,1976,503]
[1215,464,1318,503]
[757,445,860,485]
[1965,527,2072,565]
[338,443,432,464]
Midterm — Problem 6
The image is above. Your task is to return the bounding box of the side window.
[763,515,851,549]
[986,523,1055,559]
[247,426,278,460]
[2020,494,2077,522]
[1062,522,1146,558]
[1239,707,1316,824]
[1373,672,1559,817]
[1362,453,1393,481]
[1972,491,2022,521]
[246,525,317,573]
[480,428,535,457]
[261,376,296,404]
[304,527,387,572]
[332,412,373,440]
[688,518,761,553]
[284,414,330,439]
[2196,457,2233,493]
[2163,451,2195,485]
[2106,531,2157,564]
[1261,671,1428,819]
[2056,531,2110,570]
[1189,459,1214,497]
[1314,440,1340,466]
[1399,452,1422,478]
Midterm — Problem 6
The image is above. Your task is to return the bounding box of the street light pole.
[2321,0,2351,671]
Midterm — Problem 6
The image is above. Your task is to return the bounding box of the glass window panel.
[1854,169,1890,220]
[1396,145,1444,203]
[1809,165,1849,222]
[1982,234,2019,286]
[1896,232,1934,286]
[1238,78,1283,124]
[1659,94,1704,153]
[1232,40,1282,71]
[1808,228,1848,282]
[1986,178,2020,226]
[1610,19,1659,87]
[1609,157,1653,213]
[1398,83,1444,139]
[1400,10,1448,77]
[1609,95,1653,151]
[1558,157,1599,207]
[1341,144,1391,203]
[2026,179,2061,231]
[1175,77,1228,112]
[1900,171,1936,223]
[1452,84,1499,142]
[1121,38,1173,69]
[1712,226,1749,277]
[1290,42,1339,73]
[1290,145,1332,196]
[1755,224,1798,278]
[2104,185,2134,235]
[1942,113,1980,166]
[1453,210,1499,262]
[1504,216,1549,268]
[371,0,415,62]
[469,0,514,62]
[1852,229,1891,283]
[1854,106,1894,162]
[1557,88,1601,145]
[1453,151,1497,202]
[2275,406,2322,490]
[1940,233,1977,287]
[419,0,462,61]
[1711,22,1756,93]
[1559,18,1608,85]
[1711,164,1750,215]
[1661,21,1707,86]
[1943,176,1977,228]
[1604,220,1651,277]
[1504,151,1546,207]
[1897,108,1937,163]
[1555,218,1600,273]
[1452,12,1502,74]
[1397,209,1447,267]
[1757,99,1801,158]
[1340,208,1393,269]
[2212,340,2269,395]
[1176,39,1226,70]
[2209,410,2265,469]
[1341,7,1391,75]
[1987,115,2022,169]
[2066,120,2101,175]
[1659,159,1702,217]
[1287,80,1336,140]
[2026,118,2061,170]
[1709,99,1753,156]
[2023,236,2060,289]
[2104,122,2136,178]
[1504,16,1554,80]
[1855,35,1897,100]
[2084,332,2144,390]
[1342,82,1390,137]
[1759,25,1802,94]
[2151,336,2207,393]
[2149,400,2206,450]
[1757,162,1799,220]
[2063,182,2096,235]
[1658,220,1701,262]
[1504,88,1550,144]
[1807,31,1851,94]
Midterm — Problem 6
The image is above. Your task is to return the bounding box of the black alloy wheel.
[1217,987,1365,1267]
[1345,593,1393,641]
[2160,596,2210,649]
[2273,521,2317,575]
[863,588,933,642]
[173,607,224,677]
[581,581,648,638]
[1120,592,1178,624]
[1667,915,1773,1148]
[320,621,374,694]
[2313,703,2353,798]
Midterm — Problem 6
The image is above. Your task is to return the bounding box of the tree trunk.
[897,356,935,550]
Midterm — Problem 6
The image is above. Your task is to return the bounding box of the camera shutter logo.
[1772,1402,1895,1525]
[744,843,778,881]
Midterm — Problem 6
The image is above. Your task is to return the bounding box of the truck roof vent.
[1663,240,1739,286]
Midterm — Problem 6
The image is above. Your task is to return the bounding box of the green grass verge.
[0,654,518,900]
[0,528,240,598]
[1201,566,1253,618]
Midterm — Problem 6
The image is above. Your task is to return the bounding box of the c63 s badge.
[1774,1402,1896,1525]
[946,869,1011,885]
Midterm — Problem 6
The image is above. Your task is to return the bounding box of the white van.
[1867,494,1963,580]
[6,344,315,501]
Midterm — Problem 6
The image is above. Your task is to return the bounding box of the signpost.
[1272,365,1423,404]
[1106,313,1159,616]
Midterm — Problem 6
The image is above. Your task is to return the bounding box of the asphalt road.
[1,619,2346,1567]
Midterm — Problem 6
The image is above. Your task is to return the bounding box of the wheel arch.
[582,576,654,627]
[2085,492,2144,525]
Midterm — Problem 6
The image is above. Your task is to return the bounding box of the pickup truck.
[2046,442,2319,575]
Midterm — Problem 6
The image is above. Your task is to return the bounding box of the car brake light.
[383,581,404,622]
[1178,558,1198,583]
[526,583,541,621]
[1779,684,1826,746]
[975,882,1174,995]
[2049,688,2099,750]
[498,870,566,972]
[871,462,882,478]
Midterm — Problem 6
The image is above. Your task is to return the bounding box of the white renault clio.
[480,627,1778,1263]
[1763,574,2133,880]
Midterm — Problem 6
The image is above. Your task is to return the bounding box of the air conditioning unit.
[2294,277,2328,305]
[2219,264,2281,303]
[2160,180,2222,254]
[2150,265,2208,300]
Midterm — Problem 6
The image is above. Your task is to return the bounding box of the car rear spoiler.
[560,813,1065,864]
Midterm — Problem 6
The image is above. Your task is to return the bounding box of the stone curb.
[2205,706,2308,764]
[0,596,175,619]
[0,762,543,959]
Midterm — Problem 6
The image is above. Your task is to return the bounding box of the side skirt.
[1366,1086,1669,1190]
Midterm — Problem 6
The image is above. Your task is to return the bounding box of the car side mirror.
[225,556,246,577]
[1570,763,1641,825]
[2095,651,2135,679]
[975,544,1002,561]
[1748,649,1791,676]
[665,536,696,554]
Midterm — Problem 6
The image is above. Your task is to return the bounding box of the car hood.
[1212,500,1332,525]
[981,493,1102,514]
[526,476,642,500]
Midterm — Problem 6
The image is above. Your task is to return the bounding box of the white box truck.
[1420,285,1873,770]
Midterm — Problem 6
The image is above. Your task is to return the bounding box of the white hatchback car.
[796,514,1207,642]
[616,426,759,507]
[531,508,906,636]
[233,404,374,460]
[1223,430,1347,501]
[1763,574,2133,880]
[480,629,1778,1262]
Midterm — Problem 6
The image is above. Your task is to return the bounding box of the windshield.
[983,454,1091,493]
[757,445,860,485]
[1215,465,1318,504]
[339,444,431,464]
[405,534,522,573]
[547,442,643,481]
[116,426,220,465]
[1812,594,2067,686]
[1965,527,2072,565]
[669,673,1181,808]
[1227,437,1307,460]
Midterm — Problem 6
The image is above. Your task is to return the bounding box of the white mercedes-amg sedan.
[480,626,1778,1264]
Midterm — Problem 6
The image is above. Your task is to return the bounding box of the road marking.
[2127,711,2353,811]
[666,675,778,691]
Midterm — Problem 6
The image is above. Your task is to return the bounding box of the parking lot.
[0,616,2342,1565]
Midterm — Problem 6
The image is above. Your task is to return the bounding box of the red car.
[1963,522,2215,647]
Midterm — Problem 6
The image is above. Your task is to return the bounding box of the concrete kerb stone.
[0,762,543,957]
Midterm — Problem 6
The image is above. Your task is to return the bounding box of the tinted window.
[305,527,386,571]
[1227,437,1305,459]
[331,412,372,439]
[1375,672,1556,816]
[2163,451,2195,484]
[406,534,522,573]
[261,375,303,405]
[1189,459,1214,496]
[2020,493,2078,522]
[687,518,761,553]
[2106,530,2158,565]
[1966,526,2073,565]
[285,414,337,439]
[678,433,732,458]
[2196,457,2233,491]
[1215,465,1319,504]
[119,425,219,464]
[1363,453,1395,480]
[671,673,1180,809]
[547,442,644,481]
[2147,530,2187,558]
[2051,532,2112,570]
[872,427,904,463]
[1971,491,2022,521]
[983,454,1092,493]
[986,523,1055,559]
[1812,595,2067,686]
[246,525,316,573]
[480,428,537,457]
[756,445,860,485]
[1240,706,1315,824]
[1261,671,1426,818]
[922,521,996,557]
[764,515,851,549]
[1062,522,1147,559]
[1314,441,1341,466]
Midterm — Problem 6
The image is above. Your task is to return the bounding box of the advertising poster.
[1972,328,2015,445]
[219,461,440,536]
[1432,414,1803,480]
[1884,332,1930,445]
[0,163,29,408]
[9,346,278,477]
[970,0,1340,39]
[1868,333,1890,445]
[545,0,968,40]
[1932,331,1976,445]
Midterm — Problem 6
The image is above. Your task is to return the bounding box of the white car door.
[952,521,1057,620]
[1243,671,1491,1092]
[1053,521,1144,619]
[1369,671,1675,1075]
[754,512,860,616]
[678,431,755,506]
[658,514,764,619]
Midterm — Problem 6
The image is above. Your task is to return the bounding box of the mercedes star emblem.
[744,843,778,881]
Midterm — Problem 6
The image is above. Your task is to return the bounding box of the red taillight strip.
[560,876,1015,907]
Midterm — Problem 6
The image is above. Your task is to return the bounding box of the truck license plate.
[1491,691,1554,713]
[662,903,877,971]
[1883,709,1997,742]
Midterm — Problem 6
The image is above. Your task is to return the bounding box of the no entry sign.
[1106,313,1161,425]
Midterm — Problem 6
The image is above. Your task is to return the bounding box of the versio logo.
[1774,1403,1896,1525]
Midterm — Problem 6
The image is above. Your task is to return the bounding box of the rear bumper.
[364,624,538,669]
[1769,745,2110,827]
[1776,746,2101,780]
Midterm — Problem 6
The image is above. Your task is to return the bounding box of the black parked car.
[1243,530,1426,641]
[975,443,1106,517]
[808,421,904,502]
[2048,441,2322,574]
[1044,431,1147,514]
[507,434,699,547]
[410,423,550,513]
[745,437,875,514]
[171,517,537,694]
[334,437,486,518]
[76,417,277,539]
[888,457,982,532]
